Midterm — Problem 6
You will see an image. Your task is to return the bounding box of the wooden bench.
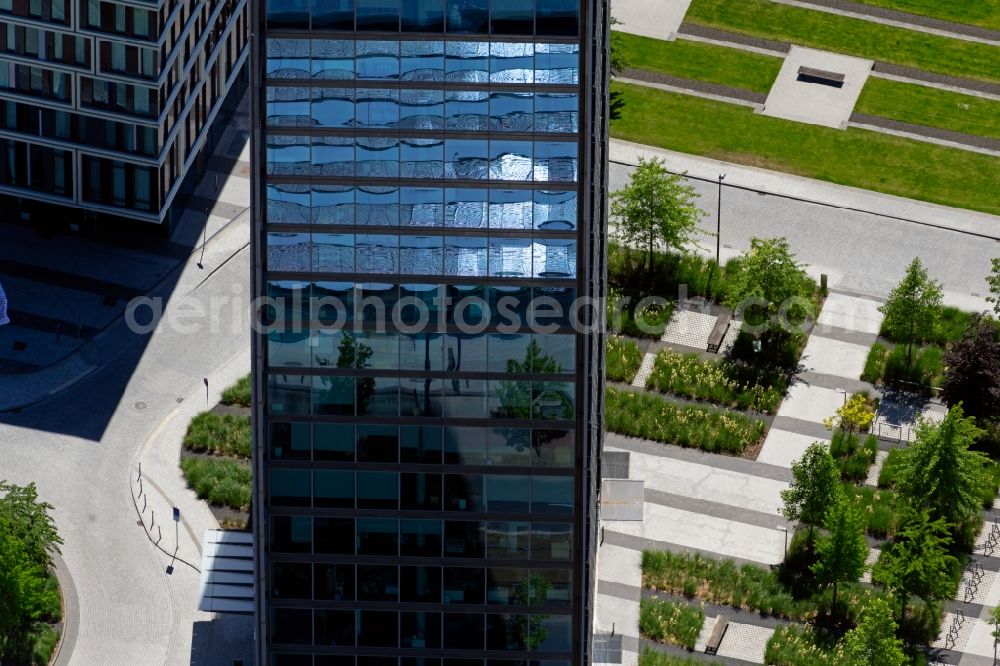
[706,312,732,353]
[705,615,729,655]
[797,66,846,87]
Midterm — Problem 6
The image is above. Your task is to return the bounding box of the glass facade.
[252,1,608,664]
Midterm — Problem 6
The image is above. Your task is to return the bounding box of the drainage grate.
[603,451,630,479]
[593,633,623,663]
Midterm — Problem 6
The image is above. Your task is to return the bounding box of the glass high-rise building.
[0,0,248,229]
[250,1,608,664]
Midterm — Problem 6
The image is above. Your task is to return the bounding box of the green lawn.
[610,82,1000,216]
[616,31,782,94]
[850,0,1000,32]
[857,78,1000,140]
[685,0,1000,84]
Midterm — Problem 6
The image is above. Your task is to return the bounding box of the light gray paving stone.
[716,622,773,663]
[757,429,823,468]
[632,351,657,387]
[933,612,975,652]
[864,449,889,487]
[694,616,719,653]
[662,310,717,350]
[860,547,880,583]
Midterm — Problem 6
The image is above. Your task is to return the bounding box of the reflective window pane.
[491,0,533,34]
[401,0,444,31]
[401,41,444,81]
[311,40,354,80]
[446,0,488,33]
[356,0,399,31]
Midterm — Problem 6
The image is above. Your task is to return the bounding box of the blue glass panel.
[533,141,578,182]
[266,136,309,176]
[444,427,486,463]
[311,137,354,177]
[491,0,533,34]
[357,137,400,178]
[266,0,308,28]
[445,187,488,228]
[400,88,444,130]
[401,187,444,227]
[486,475,530,512]
[313,330,350,367]
[445,90,489,131]
[355,331,399,369]
[489,189,532,229]
[356,88,399,128]
[311,40,354,79]
[400,426,443,463]
[269,374,312,415]
[533,334,575,372]
[402,0,445,31]
[533,382,575,421]
[311,185,354,225]
[487,428,531,465]
[314,470,354,508]
[446,139,488,180]
[313,375,355,415]
[357,40,399,79]
[533,428,574,467]
[400,376,444,416]
[536,615,572,651]
[443,380,487,418]
[488,332,530,373]
[535,92,578,132]
[535,43,579,84]
[401,41,444,81]
[444,236,487,276]
[444,331,486,371]
[490,42,534,84]
[267,184,310,225]
[446,0,488,33]
[266,39,310,78]
[489,237,532,278]
[356,234,399,273]
[312,0,353,29]
[401,138,444,179]
[268,329,311,367]
[533,237,576,278]
[311,87,353,127]
[356,186,399,226]
[399,235,444,275]
[314,282,356,323]
[534,190,576,229]
[536,0,578,35]
[270,468,310,507]
[356,0,399,31]
[447,285,488,327]
[266,87,310,127]
[445,41,488,83]
[363,377,400,416]
[400,332,444,370]
[490,91,533,132]
[490,140,533,181]
[312,233,355,273]
[268,232,310,271]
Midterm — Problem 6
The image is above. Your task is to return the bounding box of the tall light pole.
[716,174,726,265]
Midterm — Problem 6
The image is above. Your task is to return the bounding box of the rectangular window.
[133,9,149,37]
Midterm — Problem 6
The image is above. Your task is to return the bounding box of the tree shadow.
[610,90,626,121]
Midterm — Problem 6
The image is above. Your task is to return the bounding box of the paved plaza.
[610,0,693,41]
[762,46,874,128]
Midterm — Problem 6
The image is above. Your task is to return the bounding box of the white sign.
[0,280,8,326]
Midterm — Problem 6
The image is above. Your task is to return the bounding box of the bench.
[705,615,729,655]
[706,312,732,353]
[797,66,846,88]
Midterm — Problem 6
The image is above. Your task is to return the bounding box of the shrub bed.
[830,431,878,482]
[605,388,767,455]
[765,625,840,666]
[639,598,705,650]
[608,242,735,303]
[646,349,788,413]
[183,412,251,458]
[180,457,252,511]
[638,648,723,666]
[609,290,675,339]
[221,374,252,407]
[861,342,944,390]
[841,484,903,538]
[606,335,644,384]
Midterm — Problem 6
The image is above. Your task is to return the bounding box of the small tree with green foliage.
[811,490,868,613]
[726,237,812,326]
[873,510,957,621]
[941,316,1000,423]
[781,442,840,544]
[610,157,704,273]
[841,597,906,666]
[609,17,630,76]
[897,405,988,530]
[990,604,1000,663]
[824,393,876,437]
[879,257,942,372]
[985,257,1000,317]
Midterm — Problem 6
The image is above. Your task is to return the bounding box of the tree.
[825,393,876,437]
[609,157,704,273]
[726,237,812,326]
[985,257,1000,317]
[879,257,942,371]
[897,405,988,529]
[990,604,1000,663]
[873,510,957,620]
[609,17,630,76]
[841,597,906,666]
[0,482,62,661]
[781,442,840,543]
[941,316,1000,422]
[811,490,868,613]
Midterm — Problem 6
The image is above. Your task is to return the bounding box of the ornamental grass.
[606,335,644,384]
[646,349,787,413]
[639,598,705,650]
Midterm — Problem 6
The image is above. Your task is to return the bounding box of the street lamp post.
[716,174,726,265]
[778,524,789,559]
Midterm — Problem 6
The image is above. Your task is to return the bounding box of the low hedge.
[646,349,788,414]
[183,411,252,458]
[221,374,252,408]
[607,335,644,384]
[180,457,252,511]
[605,387,767,455]
[639,598,705,650]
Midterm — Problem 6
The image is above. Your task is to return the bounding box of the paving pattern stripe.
[795,370,876,394]
[602,529,774,568]
[808,324,879,346]
[643,487,792,532]
[0,259,149,299]
[597,579,642,602]
[770,415,831,439]
[605,433,793,483]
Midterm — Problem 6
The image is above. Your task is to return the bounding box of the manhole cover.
[134,401,147,411]
[176,397,184,403]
